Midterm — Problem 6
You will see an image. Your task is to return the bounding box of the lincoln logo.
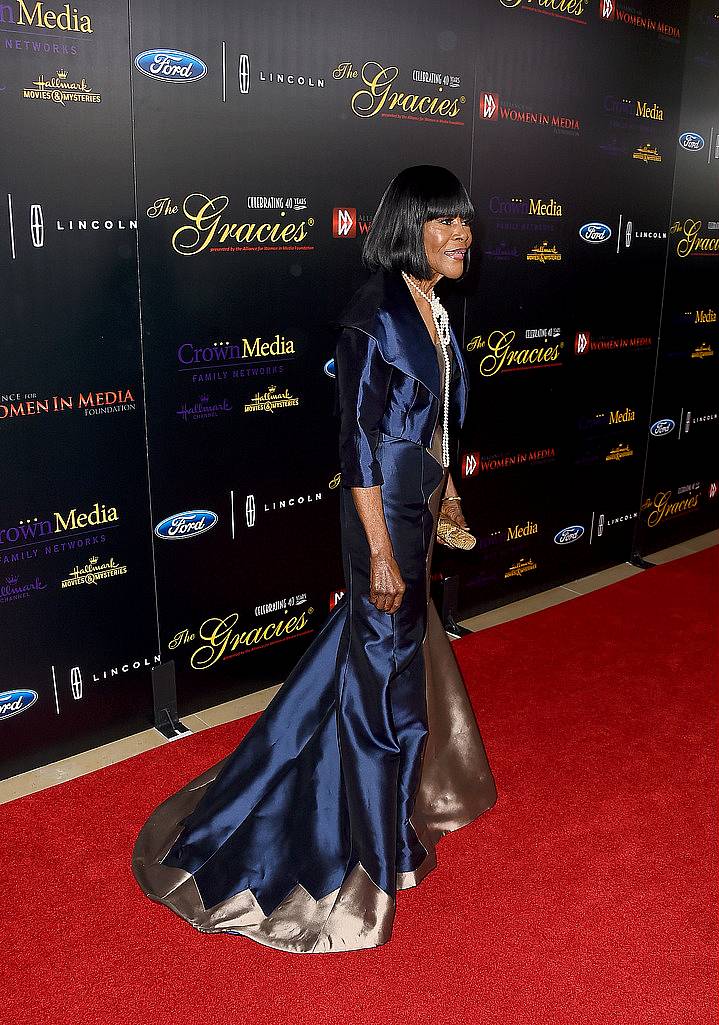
[625,220,632,247]
[238,53,250,94]
[245,494,256,528]
[332,208,356,238]
[30,203,44,247]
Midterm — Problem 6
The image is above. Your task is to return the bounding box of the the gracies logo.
[147,194,314,256]
[333,60,464,121]
[670,218,719,258]
[169,607,315,670]
[499,0,589,15]
[467,329,562,376]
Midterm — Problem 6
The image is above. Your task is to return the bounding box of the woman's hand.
[437,474,470,545]
[369,551,406,614]
[441,497,469,529]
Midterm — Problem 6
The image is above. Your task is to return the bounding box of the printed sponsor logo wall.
[1,0,716,778]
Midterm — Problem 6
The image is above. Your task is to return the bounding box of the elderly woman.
[132,165,497,954]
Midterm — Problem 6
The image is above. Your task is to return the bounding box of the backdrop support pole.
[151,661,191,741]
[440,574,472,637]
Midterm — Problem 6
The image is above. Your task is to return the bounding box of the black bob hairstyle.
[362,164,474,280]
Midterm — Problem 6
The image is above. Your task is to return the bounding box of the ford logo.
[0,689,38,721]
[579,222,612,243]
[650,418,675,436]
[154,510,218,540]
[324,358,336,378]
[134,49,207,83]
[679,132,704,151]
[554,525,585,545]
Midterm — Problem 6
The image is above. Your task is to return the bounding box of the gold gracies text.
[340,61,463,120]
[169,194,312,256]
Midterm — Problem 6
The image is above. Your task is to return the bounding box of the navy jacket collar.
[335,268,468,410]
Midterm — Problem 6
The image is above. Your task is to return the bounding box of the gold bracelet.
[442,495,461,503]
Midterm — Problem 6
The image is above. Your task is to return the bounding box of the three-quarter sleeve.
[334,326,393,488]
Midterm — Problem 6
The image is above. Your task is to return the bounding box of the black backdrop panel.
[1,0,716,776]
[0,0,158,777]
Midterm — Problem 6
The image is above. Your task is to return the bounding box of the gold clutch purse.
[436,513,477,550]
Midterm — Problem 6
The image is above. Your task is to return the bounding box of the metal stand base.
[628,554,656,569]
[151,660,192,741]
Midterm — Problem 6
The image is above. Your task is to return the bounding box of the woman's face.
[422,214,472,283]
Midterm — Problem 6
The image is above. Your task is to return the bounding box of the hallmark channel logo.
[0,572,47,603]
[134,50,207,83]
[479,89,580,133]
[176,395,232,423]
[22,66,100,104]
[243,384,299,413]
[154,511,218,540]
[332,60,466,124]
[60,555,127,588]
[146,194,315,255]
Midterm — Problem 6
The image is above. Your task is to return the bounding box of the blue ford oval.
[135,49,207,83]
[0,689,39,721]
[579,222,612,243]
[554,525,585,545]
[324,358,336,378]
[155,510,218,540]
[650,418,675,437]
[679,132,704,151]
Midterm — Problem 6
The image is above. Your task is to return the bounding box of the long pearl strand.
[402,271,452,468]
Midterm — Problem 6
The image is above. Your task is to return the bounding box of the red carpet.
[3,548,717,1025]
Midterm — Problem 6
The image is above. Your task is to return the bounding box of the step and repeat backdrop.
[1,0,717,777]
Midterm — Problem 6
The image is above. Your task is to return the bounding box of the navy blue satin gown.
[132,273,498,954]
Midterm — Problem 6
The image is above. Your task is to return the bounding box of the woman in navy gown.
[132,165,498,954]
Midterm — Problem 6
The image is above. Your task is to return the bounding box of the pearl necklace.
[402,271,452,468]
